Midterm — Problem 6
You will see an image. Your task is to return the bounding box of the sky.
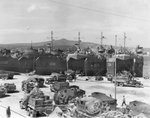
[0,0,150,47]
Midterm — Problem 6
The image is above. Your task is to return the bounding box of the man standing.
[6,106,11,118]
[122,96,127,106]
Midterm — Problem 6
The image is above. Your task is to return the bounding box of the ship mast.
[47,31,54,53]
[78,32,81,49]
[30,40,33,49]
[124,32,126,49]
[51,31,54,50]
[100,32,104,46]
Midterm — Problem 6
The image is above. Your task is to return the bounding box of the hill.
[0,39,149,53]
[0,39,99,50]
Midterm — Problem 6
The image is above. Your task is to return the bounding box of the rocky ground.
[0,74,150,118]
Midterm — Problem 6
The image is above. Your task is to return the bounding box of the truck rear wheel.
[27,108,31,116]
[119,83,124,87]
[115,82,119,86]
[135,84,140,88]
[19,101,23,109]
[31,110,37,117]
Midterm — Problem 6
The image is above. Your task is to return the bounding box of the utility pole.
[31,40,35,71]
[115,35,117,109]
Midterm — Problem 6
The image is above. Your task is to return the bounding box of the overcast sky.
[0,0,150,47]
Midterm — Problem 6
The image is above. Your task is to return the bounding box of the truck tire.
[135,84,140,88]
[30,110,36,117]
[116,82,119,86]
[119,83,124,87]
[75,110,80,118]
[27,108,31,116]
[19,101,23,109]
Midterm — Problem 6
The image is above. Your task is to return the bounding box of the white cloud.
[27,4,37,12]
[0,28,48,34]
[27,4,52,13]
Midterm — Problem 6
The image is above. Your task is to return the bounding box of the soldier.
[122,96,127,106]
[6,106,11,118]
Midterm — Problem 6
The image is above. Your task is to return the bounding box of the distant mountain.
[0,38,99,50]
[0,39,149,52]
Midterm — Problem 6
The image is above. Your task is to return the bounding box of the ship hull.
[0,56,20,72]
[107,55,143,77]
[67,54,106,76]
[35,55,67,75]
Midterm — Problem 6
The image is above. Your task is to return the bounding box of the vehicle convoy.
[22,76,44,93]
[0,86,6,97]
[0,73,14,79]
[112,76,143,87]
[108,71,143,87]
[114,79,143,87]
[3,83,16,93]
[45,73,67,85]
[71,92,117,118]
[19,89,54,117]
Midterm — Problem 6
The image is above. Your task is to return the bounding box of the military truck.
[107,74,113,81]
[19,90,54,117]
[22,80,35,93]
[110,71,143,87]
[65,70,76,82]
[0,73,14,80]
[3,83,16,93]
[27,76,44,87]
[22,77,44,93]
[74,96,102,117]
[53,85,85,105]
[112,77,143,87]
[45,73,66,85]
[95,76,103,81]
[27,96,54,117]
[50,81,69,92]
[71,92,117,118]
[129,100,150,117]
[0,86,6,97]
[91,92,117,110]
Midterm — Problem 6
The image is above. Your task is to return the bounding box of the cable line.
[49,0,150,22]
